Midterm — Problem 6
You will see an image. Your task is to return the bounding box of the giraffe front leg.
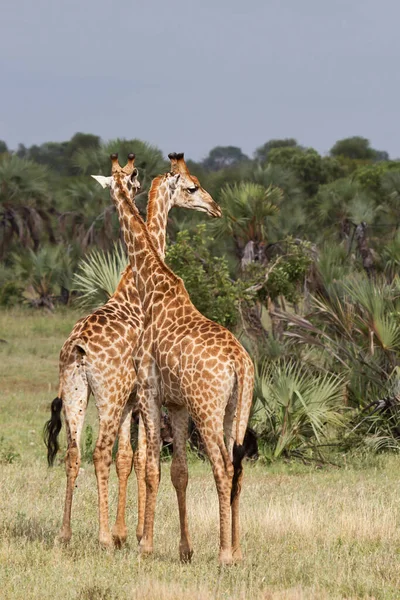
[112,394,135,548]
[132,413,147,543]
[169,405,193,563]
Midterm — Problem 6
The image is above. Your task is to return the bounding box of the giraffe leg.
[93,408,121,548]
[138,387,161,556]
[224,406,243,562]
[231,466,243,562]
[197,423,234,565]
[58,366,89,544]
[112,395,135,548]
[133,413,147,543]
[169,406,193,563]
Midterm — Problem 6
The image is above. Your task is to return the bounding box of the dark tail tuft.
[43,397,63,466]
[243,427,259,460]
[231,442,246,505]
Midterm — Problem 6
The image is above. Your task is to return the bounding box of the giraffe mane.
[146,175,168,225]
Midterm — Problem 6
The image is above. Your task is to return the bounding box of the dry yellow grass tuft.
[1,309,400,599]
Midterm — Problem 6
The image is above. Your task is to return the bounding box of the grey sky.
[1,0,399,161]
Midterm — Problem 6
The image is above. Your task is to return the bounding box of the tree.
[268,147,341,196]
[201,146,249,171]
[27,141,69,174]
[0,141,8,155]
[313,178,375,247]
[0,155,56,258]
[212,182,283,262]
[330,136,388,162]
[72,138,166,196]
[66,132,101,174]
[166,225,243,328]
[254,138,299,164]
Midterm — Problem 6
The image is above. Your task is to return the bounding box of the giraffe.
[93,155,254,565]
[44,152,221,549]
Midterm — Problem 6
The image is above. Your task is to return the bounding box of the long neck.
[110,264,140,307]
[111,178,183,313]
[146,176,172,258]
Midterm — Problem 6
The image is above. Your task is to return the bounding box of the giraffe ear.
[91,175,112,188]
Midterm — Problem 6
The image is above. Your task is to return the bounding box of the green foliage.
[201,146,249,171]
[72,242,128,310]
[212,182,282,253]
[330,136,387,161]
[254,138,299,163]
[166,225,243,327]
[253,360,345,458]
[245,237,313,303]
[268,147,341,196]
[10,245,74,308]
[313,178,374,243]
[0,281,23,307]
[353,161,400,196]
[382,232,400,278]
[82,425,94,463]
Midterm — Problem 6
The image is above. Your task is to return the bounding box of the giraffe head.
[166,152,222,218]
[91,153,141,197]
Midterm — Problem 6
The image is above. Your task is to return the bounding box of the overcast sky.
[1,0,399,161]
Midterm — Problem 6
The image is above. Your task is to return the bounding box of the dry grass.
[1,308,400,599]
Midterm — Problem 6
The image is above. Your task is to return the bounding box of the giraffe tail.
[230,353,254,505]
[43,395,63,466]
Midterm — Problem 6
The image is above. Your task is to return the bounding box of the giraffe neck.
[108,175,172,307]
[146,175,171,259]
[111,176,185,313]
[110,265,139,307]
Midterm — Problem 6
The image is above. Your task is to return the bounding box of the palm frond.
[72,242,129,309]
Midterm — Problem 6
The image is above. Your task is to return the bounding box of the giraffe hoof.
[112,526,127,549]
[136,530,143,543]
[57,528,72,545]
[233,547,243,562]
[179,548,193,563]
[99,532,113,549]
[218,549,233,566]
[138,540,153,556]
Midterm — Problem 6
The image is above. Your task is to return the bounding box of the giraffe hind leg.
[169,405,193,563]
[197,420,234,565]
[112,393,135,548]
[132,413,147,543]
[58,363,89,544]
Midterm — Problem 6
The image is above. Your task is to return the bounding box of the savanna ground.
[1,309,400,600]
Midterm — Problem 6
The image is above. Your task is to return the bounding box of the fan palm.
[211,182,283,260]
[72,242,129,310]
[11,245,73,309]
[72,138,167,194]
[57,177,120,251]
[0,155,56,258]
[251,164,306,237]
[253,359,345,458]
[314,178,375,245]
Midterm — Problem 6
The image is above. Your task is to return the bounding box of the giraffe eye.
[187,186,198,194]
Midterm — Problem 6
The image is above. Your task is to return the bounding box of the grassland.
[1,308,400,600]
